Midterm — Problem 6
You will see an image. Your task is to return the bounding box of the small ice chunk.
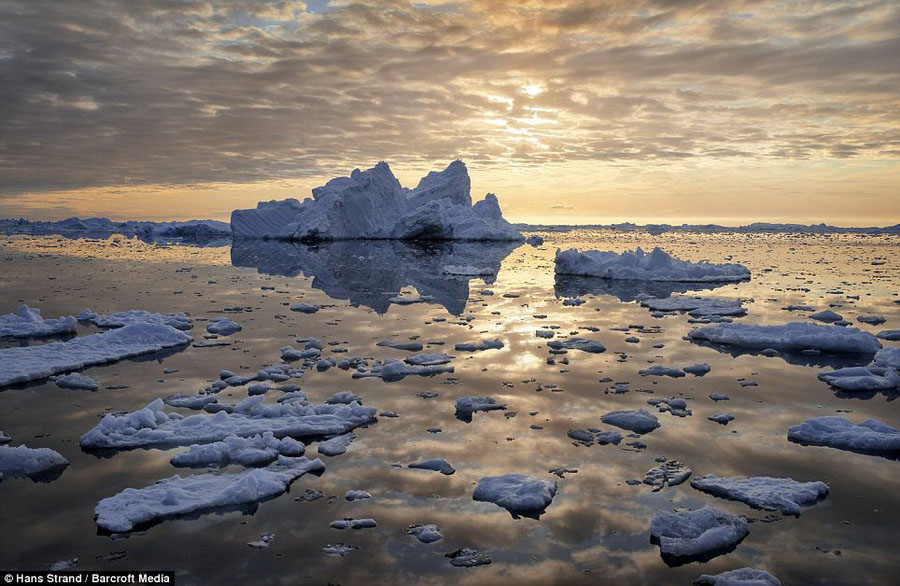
[404,353,452,366]
[454,339,504,352]
[810,310,842,322]
[787,417,899,457]
[547,337,606,353]
[639,365,685,378]
[345,490,371,501]
[455,396,506,422]
[642,297,747,317]
[601,409,660,434]
[408,523,443,543]
[317,433,355,457]
[690,474,829,516]
[709,392,729,401]
[643,460,692,491]
[693,568,782,586]
[94,456,325,532]
[322,543,358,557]
[876,330,900,341]
[164,394,217,409]
[443,265,494,276]
[206,318,242,336]
[51,372,99,391]
[857,315,885,325]
[472,474,557,519]
[708,414,734,425]
[408,458,455,475]
[377,340,424,352]
[535,330,554,339]
[650,506,749,566]
[289,303,320,314]
[247,532,275,549]
[445,548,492,567]
[684,363,711,376]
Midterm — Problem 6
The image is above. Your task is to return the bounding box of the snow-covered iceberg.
[0,305,77,340]
[555,247,750,282]
[690,474,829,516]
[94,456,324,532]
[80,395,377,451]
[231,160,522,242]
[687,322,881,355]
[473,474,557,519]
[787,417,899,458]
[0,323,192,387]
[650,506,749,566]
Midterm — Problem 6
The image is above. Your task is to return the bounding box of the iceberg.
[0,323,192,388]
[231,161,523,242]
[690,474,829,516]
[787,417,899,458]
[687,322,881,355]
[94,456,324,532]
[80,395,377,451]
[555,247,750,282]
[473,474,557,519]
[0,305,77,340]
[650,506,749,566]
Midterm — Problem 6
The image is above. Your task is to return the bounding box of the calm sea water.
[0,230,897,585]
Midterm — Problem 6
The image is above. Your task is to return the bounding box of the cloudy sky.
[1,0,897,225]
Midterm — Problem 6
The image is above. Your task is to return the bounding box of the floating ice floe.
[708,414,734,425]
[376,340,424,352]
[289,303,320,314]
[352,359,454,382]
[687,322,881,355]
[473,474,557,519]
[639,365,685,378]
[546,337,606,353]
[206,318,242,336]
[408,524,443,543]
[78,309,193,331]
[445,548,492,567]
[525,235,544,246]
[0,305,77,340]
[693,568,782,586]
[643,460,692,491]
[684,363,712,376]
[455,396,506,422]
[817,348,900,392]
[51,372,99,391]
[650,506,749,566]
[404,353,452,366]
[454,339,504,352]
[810,310,842,323]
[231,160,523,242]
[322,543,359,557]
[601,409,660,434]
[317,433,355,457]
[94,456,325,532]
[566,429,622,446]
[0,323,192,387]
[170,433,304,467]
[787,417,899,457]
[641,297,747,317]
[345,490,371,501]
[857,315,885,325]
[80,395,377,451]
[408,458,455,475]
[555,247,750,282]
[690,474,829,516]
[0,444,69,482]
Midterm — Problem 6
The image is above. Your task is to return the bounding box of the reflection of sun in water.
[522,84,544,97]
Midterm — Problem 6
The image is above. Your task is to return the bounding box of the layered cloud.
[0,0,897,222]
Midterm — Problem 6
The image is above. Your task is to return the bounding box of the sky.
[0,0,898,226]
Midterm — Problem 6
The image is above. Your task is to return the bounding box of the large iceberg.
[0,305,77,340]
[231,160,523,242]
[0,323,192,387]
[555,247,750,282]
[94,456,324,532]
[687,322,881,355]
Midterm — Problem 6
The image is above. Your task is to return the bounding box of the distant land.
[515,222,900,235]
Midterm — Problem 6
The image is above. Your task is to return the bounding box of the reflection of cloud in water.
[231,239,518,315]
[554,274,737,303]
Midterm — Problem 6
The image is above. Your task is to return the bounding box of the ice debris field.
[0,171,897,585]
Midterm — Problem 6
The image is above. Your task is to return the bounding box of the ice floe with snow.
[408,523,443,543]
[94,456,324,532]
[409,458,455,475]
[688,322,881,355]
[78,309,193,331]
[0,444,69,482]
[690,474,828,516]
[0,323,192,387]
[51,372,99,391]
[473,474,557,519]
[0,305,76,340]
[787,416,899,458]
[206,318,242,336]
[546,337,606,353]
[170,433,304,468]
[555,247,750,282]
[80,395,377,451]
[650,506,749,566]
[817,348,900,393]
[641,296,746,317]
[693,568,781,586]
